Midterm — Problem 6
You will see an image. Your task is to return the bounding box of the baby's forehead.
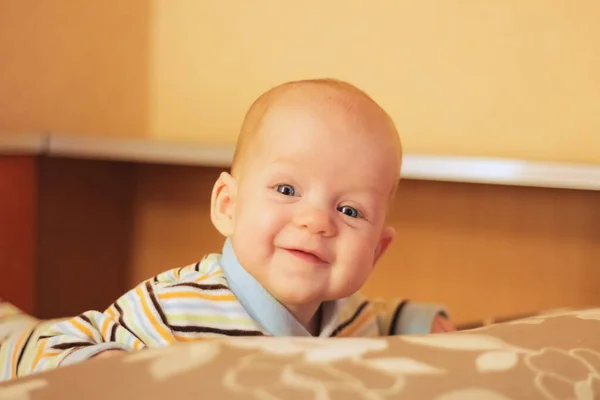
[232,79,401,181]
[257,129,399,192]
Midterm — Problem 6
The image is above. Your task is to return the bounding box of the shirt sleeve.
[372,299,449,336]
[27,278,178,375]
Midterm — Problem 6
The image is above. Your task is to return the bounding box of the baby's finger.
[437,316,456,332]
[431,318,445,333]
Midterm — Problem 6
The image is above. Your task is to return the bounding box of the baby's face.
[229,98,400,309]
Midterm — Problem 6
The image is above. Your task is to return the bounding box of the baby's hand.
[93,350,126,359]
[430,314,456,333]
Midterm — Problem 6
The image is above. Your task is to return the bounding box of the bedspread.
[1,299,599,399]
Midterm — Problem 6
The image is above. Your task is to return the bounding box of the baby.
[25,78,454,375]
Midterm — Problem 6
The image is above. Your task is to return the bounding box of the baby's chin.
[266,282,325,305]
[265,279,356,308]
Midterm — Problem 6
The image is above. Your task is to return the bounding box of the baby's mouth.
[282,248,328,265]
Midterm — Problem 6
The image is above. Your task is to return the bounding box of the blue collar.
[219,238,340,337]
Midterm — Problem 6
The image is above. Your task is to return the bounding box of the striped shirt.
[4,239,447,379]
[0,301,65,382]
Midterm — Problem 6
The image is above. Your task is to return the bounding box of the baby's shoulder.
[149,252,226,287]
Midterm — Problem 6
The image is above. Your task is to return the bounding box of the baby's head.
[211,79,402,324]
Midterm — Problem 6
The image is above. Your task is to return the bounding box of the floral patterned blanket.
[1,306,599,400]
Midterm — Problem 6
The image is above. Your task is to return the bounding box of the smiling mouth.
[283,248,328,265]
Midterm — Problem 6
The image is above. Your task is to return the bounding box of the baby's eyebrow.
[345,184,387,196]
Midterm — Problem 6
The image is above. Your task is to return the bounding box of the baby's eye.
[275,184,296,196]
[338,205,362,219]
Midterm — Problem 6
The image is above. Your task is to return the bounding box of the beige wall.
[2,1,600,163]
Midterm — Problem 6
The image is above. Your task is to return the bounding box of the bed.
[1,300,599,399]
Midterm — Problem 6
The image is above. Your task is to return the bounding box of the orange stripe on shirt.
[105,307,117,319]
[193,270,222,283]
[71,318,95,341]
[173,334,213,342]
[135,286,174,344]
[30,339,62,372]
[100,318,111,340]
[157,291,236,302]
[132,338,144,350]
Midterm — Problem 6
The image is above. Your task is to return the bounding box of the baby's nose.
[294,206,336,236]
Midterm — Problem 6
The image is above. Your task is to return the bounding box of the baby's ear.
[210,172,237,237]
[374,225,395,265]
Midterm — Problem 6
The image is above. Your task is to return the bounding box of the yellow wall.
[0,1,150,137]
[151,0,600,163]
[2,1,600,163]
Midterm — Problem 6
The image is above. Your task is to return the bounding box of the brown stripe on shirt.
[51,341,95,350]
[113,302,144,344]
[15,323,39,374]
[330,301,369,337]
[145,281,170,329]
[109,323,118,342]
[388,300,409,335]
[170,325,264,337]
[170,282,230,291]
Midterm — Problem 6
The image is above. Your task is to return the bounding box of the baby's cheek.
[331,248,375,298]
[354,239,380,273]
[236,202,283,247]
[345,229,377,255]
[338,237,376,269]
